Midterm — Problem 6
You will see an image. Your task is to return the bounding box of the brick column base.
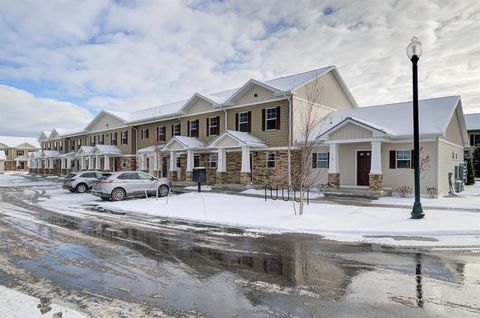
[169,170,178,182]
[327,173,340,189]
[216,171,227,184]
[185,171,193,182]
[240,172,252,185]
[369,173,383,192]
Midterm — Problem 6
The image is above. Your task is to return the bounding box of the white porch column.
[217,148,226,172]
[80,157,85,170]
[61,158,66,169]
[95,155,100,170]
[49,158,53,169]
[104,155,110,171]
[328,143,339,173]
[169,151,176,171]
[152,153,156,172]
[66,157,71,171]
[240,146,250,173]
[186,149,194,172]
[370,141,382,174]
[88,156,94,170]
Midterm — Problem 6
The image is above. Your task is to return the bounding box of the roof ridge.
[264,66,334,82]
[358,95,460,109]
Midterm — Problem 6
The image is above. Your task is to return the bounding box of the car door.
[81,172,97,188]
[137,172,157,195]
[117,172,141,196]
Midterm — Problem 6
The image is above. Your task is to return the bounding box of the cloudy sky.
[0,0,479,136]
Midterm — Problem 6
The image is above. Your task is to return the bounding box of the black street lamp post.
[407,36,425,219]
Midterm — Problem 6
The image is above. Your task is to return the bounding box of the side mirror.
[151,177,157,181]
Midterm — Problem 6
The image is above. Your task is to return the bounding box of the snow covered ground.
[376,182,480,210]
[98,191,480,247]
[0,285,87,318]
[0,173,57,187]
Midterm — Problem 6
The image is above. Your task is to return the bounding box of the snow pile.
[0,285,87,318]
[99,192,480,247]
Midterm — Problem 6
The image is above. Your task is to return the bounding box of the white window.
[316,152,329,168]
[157,126,166,142]
[209,117,218,136]
[53,141,57,148]
[266,107,277,130]
[141,128,149,139]
[209,154,218,168]
[189,120,198,137]
[238,112,249,132]
[266,152,276,168]
[111,132,117,145]
[396,150,411,168]
[121,131,128,145]
[173,124,181,136]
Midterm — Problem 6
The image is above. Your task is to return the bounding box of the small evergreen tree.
[473,147,480,178]
[466,158,475,185]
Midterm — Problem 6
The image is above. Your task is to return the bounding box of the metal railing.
[264,184,309,205]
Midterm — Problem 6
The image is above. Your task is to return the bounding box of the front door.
[357,151,371,186]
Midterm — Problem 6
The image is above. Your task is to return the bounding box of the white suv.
[62,171,111,193]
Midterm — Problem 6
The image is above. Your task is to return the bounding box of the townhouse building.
[0,136,40,171]
[30,66,470,196]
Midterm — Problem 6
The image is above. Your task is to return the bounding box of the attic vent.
[253,92,258,98]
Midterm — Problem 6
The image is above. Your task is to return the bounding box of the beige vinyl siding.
[444,110,464,145]
[226,100,289,147]
[337,143,370,186]
[437,140,464,195]
[291,97,333,142]
[180,111,224,144]
[330,123,372,140]
[309,146,330,185]
[89,113,126,132]
[81,128,135,155]
[294,71,355,110]
[382,142,437,195]
[136,119,181,150]
[234,84,276,105]
[185,98,214,115]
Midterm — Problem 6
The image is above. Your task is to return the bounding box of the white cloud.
[0,0,479,116]
[0,84,93,136]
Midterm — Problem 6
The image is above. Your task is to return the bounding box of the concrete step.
[324,188,392,200]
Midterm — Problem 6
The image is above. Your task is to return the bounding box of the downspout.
[287,93,293,187]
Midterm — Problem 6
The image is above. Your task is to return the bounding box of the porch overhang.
[138,145,164,155]
[317,117,391,142]
[75,146,94,157]
[163,136,205,152]
[207,130,268,149]
[90,145,123,156]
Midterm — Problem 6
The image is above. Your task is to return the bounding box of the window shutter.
[178,123,181,136]
[235,113,239,131]
[187,121,190,137]
[171,125,174,137]
[276,106,281,130]
[411,149,415,169]
[206,118,210,137]
[247,111,252,132]
[471,134,474,146]
[312,153,317,168]
[216,116,220,135]
[327,152,330,168]
[262,109,266,131]
[195,120,200,137]
[389,150,396,169]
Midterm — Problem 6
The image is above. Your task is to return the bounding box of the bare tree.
[293,77,328,215]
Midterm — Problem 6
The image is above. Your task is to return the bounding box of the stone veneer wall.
[179,154,187,181]
[226,152,241,184]
[252,150,301,187]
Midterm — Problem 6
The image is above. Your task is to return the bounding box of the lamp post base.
[411,202,424,219]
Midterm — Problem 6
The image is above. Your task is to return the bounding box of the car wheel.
[76,183,87,193]
[111,188,126,201]
[158,185,170,197]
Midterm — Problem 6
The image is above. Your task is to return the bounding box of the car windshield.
[66,173,77,179]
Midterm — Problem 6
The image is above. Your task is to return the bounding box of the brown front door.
[357,151,371,186]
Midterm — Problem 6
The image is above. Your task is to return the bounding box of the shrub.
[426,186,438,198]
[398,186,413,198]
[466,159,476,185]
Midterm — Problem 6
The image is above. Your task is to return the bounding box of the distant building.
[0,136,40,171]
[0,150,6,174]
[464,113,480,159]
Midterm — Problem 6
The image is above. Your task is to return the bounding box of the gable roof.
[84,110,130,132]
[0,136,40,148]
[208,130,268,148]
[39,131,52,141]
[465,113,480,131]
[178,92,219,114]
[91,145,123,156]
[315,96,465,142]
[163,136,206,150]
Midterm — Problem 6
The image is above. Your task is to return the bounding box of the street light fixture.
[406,36,424,219]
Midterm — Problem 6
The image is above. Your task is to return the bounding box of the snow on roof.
[137,145,164,154]
[59,152,77,158]
[75,146,94,156]
[264,66,334,92]
[91,145,123,155]
[212,130,268,148]
[465,113,480,131]
[0,136,41,148]
[104,110,133,122]
[316,96,461,140]
[0,151,6,161]
[171,136,206,149]
[130,99,188,123]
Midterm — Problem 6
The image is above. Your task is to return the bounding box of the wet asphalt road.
[0,176,480,317]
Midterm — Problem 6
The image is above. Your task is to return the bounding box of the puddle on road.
[1,183,480,317]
